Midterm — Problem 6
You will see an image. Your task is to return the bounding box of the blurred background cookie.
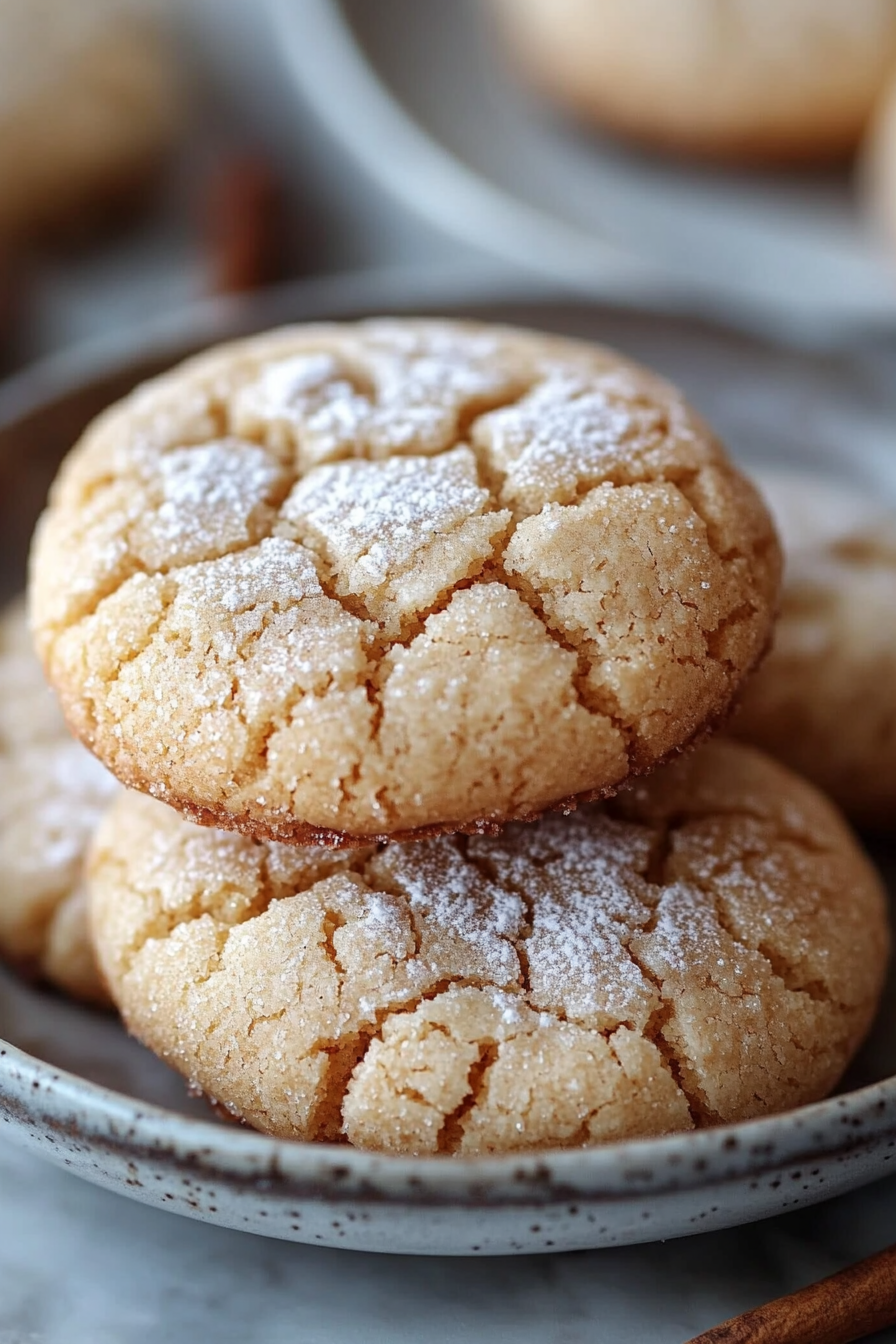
[732,472,896,830]
[485,0,896,164]
[0,599,116,1004]
[0,0,181,247]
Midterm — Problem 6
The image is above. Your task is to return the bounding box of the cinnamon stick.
[0,245,27,370]
[686,1242,896,1344]
[203,152,286,296]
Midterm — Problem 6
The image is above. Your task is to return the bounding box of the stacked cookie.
[9,319,890,1154]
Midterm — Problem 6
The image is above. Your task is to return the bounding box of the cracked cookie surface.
[87,740,887,1153]
[31,319,780,844]
[732,471,896,829]
[0,599,116,1004]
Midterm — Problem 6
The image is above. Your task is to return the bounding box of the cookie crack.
[491,558,635,748]
[687,871,838,1010]
[44,528,299,667]
[670,473,751,566]
[467,420,720,525]
[624,948,721,1126]
[309,979,503,1141]
[705,601,760,666]
[93,586,178,702]
[642,819,675,886]
[437,1041,499,1154]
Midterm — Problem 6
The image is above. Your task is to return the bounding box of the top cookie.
[29,320,780,845]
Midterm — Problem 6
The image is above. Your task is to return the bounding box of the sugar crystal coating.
[88,740,887,1153]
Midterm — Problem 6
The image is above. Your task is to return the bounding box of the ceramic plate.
[269,0,896,334]
[1,277,895,1255]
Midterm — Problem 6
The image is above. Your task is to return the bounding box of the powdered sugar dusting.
[276,447,512,636]
[282,447,495,588]
[633,880,762,1003]
[232,353,372,468]
[93,730,887,1151]
[471,811,660,1028]
[369,839,526,986]
[232,324,525,468]
[172,537,324,619]
[137,439,283,568]
[34,318,778,844]
[156,537,370,722]
[474,372,684,513]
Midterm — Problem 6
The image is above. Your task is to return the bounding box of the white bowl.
[2,276,895,1254]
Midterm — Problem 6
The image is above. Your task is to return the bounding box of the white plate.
[1,277,895,1255]
[268,0,896,335]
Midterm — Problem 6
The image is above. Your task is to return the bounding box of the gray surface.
[2,1138,896,1343]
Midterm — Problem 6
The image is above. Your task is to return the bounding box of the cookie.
[0,0,180,245]
[30,319,780,846]
[0,599,116,1004]
[487,0,896,164]
[732,471,896,829]
[88,739,887,1153]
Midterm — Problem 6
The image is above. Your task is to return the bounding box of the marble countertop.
[2,1136,896,1343]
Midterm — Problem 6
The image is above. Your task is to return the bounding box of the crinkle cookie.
[486,0,896,164]
[0,0,180,244]
[88,740,887,1154]
[732,472,896,829]
[31,320,780,846]
[0,600,116,1004]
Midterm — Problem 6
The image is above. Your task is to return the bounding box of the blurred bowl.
[267,0,896,336]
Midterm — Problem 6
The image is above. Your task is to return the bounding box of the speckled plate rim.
[1,271,896,1222]
[3,1037,896,1206]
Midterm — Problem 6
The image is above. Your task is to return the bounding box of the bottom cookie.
[88,741,888,1155]
[0,599,116,1005]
